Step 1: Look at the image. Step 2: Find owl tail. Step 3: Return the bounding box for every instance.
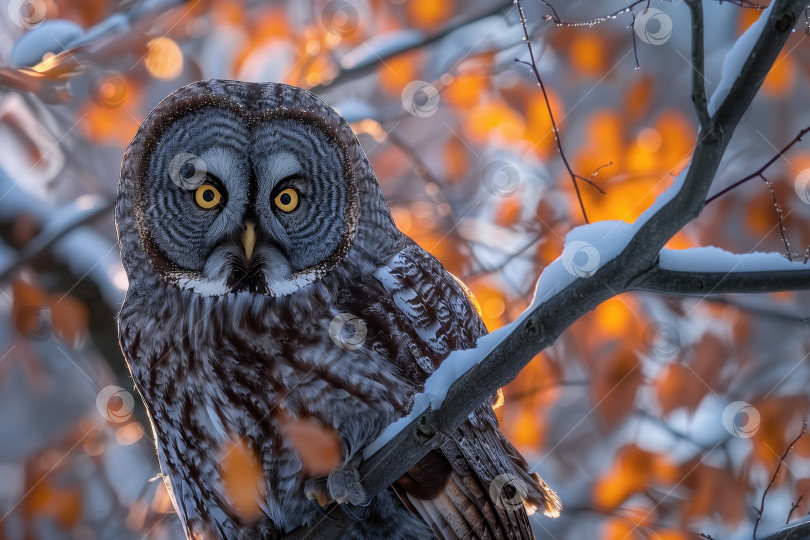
[392,405,561,540]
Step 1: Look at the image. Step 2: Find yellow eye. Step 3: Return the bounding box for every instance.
[274,187,299,212]
[194,184,222,209]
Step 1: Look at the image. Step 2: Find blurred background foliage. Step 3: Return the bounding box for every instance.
[0,0,809,539]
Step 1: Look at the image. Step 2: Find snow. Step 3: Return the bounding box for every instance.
[660,246,803,273]
[707,2,774,115]
[364,327,508,457]
[334,99,378,125]
[10,20,84,68]
[340,30,424,71]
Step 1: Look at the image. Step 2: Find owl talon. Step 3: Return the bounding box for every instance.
[308,498,338,519]
[327,464,367,506]
[304,478,332,508]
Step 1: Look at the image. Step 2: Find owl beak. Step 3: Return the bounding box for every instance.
[241,222,257,260]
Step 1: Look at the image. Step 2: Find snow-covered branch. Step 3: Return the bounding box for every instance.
[635,248,810,295]
[283,1,808,537]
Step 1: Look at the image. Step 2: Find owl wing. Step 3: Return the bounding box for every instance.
[373,240,561,540]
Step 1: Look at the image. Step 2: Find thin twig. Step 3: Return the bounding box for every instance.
[787,495,803,524]
[760,174,792,260]
[753,421,808,539]
[540,0,764,28]
[515,0,607,223]
[705,124,810,204]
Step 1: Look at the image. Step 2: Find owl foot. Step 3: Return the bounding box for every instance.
[308,497,338,520]
[327,463,367,506]
[304,477,332,507]
[305,471,371,521]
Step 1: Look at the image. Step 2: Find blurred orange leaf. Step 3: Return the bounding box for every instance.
[276,408,342,477]
[219,436,266,521]
[406,0,454,29]
[594,445,677,507]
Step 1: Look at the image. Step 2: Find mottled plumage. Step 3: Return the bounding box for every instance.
[116,80,560,539]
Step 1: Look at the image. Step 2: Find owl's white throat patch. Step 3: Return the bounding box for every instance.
[171,244,319,297]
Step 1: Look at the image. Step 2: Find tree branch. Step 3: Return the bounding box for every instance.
[515,0,607,224]
[685,0,712,132]
[281,1,807,537]
[705,123,810,204]
[753,422,808,539]
[759,518,810,540]
[310,1,513,94]
[635,265,810,295]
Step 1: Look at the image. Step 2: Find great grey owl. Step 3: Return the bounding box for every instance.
[116,79,560,539]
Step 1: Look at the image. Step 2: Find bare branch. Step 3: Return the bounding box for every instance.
[787,495,803,524]
[753,422,808,539]
[685,0,712,132]
[310,1,514,94]
[515,0,607,224]
[706,124,810,204]
[0,198,114,284]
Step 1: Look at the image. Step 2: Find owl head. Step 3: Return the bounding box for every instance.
[117,80,400,297]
